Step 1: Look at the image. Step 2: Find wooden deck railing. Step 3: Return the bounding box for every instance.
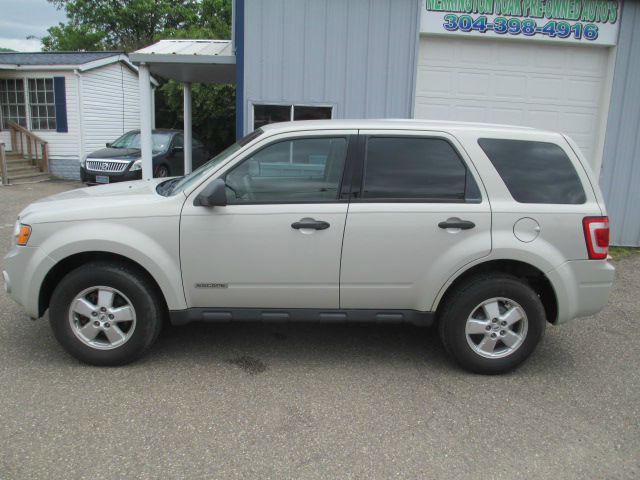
[7,121,49,174]
[0,141,7,186]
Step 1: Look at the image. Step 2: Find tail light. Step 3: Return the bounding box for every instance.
[583,216,609,260]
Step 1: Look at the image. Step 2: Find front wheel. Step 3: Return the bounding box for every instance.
[154,164,170,178]
[49,262,164,366]
[438,274,546,374]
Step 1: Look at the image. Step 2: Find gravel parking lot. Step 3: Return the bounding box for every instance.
[0,181,638,480]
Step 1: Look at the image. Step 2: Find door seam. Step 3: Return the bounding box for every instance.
[338,201,351,309]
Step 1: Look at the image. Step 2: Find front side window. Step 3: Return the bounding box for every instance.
[168,129,264,195]
[361,137,477,201]
[0,79,27,129]
[478,139,586,204]
[225,137,348,203]
[28,78,56,131]
[253,104,333,130]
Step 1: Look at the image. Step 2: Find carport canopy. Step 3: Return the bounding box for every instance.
[129,39,236,180]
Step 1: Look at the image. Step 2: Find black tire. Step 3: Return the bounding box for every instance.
[438,273,546,375]
[49,262,164,366]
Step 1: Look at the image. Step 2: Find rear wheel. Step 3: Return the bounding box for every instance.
[49,262,163,366]
[438,274,545,374]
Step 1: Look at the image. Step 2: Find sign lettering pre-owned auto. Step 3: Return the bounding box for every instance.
[421,0,621,45]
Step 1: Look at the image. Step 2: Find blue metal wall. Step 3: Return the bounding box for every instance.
[600,1,640,246]
[242,0,420,135]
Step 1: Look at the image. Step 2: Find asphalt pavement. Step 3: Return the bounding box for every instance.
[0,181,638,479]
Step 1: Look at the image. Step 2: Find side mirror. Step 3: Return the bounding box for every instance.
[193,178,227,207]
[106,142,112,148]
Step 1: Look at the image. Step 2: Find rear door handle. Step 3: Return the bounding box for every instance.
[438,219,476,230]
[291,218,330,230]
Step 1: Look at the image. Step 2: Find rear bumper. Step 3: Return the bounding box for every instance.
[80,165,142,184]
[547,259,615,324]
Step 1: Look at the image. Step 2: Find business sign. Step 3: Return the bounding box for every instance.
[421,0,621,45]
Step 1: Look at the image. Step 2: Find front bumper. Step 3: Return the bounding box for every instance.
[80,165,142,185]
[3,245,56,319]
[547,259,615,324]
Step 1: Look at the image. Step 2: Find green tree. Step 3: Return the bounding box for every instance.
[41,23,106,52]
[45,0,200,51]
[158,82,236,155]
[43,0,236,152]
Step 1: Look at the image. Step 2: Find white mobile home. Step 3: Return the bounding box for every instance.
[0,52,157,180]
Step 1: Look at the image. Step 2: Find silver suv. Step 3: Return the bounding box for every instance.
[2,120,615,374]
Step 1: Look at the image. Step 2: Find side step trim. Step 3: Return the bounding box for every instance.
[169,308,434,327]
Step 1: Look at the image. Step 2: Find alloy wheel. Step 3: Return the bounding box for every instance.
[465,297,528,359]
[68,286,137,350]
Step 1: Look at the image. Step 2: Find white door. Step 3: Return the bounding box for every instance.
[339,131,492,312]
[180,132,354,309]
[414,36,611,170]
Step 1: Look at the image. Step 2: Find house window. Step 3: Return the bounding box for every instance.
[253,104,332,130]
[28,78,57,131]
[0,79,27,129]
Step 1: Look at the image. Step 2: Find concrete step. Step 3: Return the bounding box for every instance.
[6,161,34,170]
[5,158,35,166]
[1,172,51,184]
[6,166,41,176]
[7,161,37,170]
[2,152,49,184]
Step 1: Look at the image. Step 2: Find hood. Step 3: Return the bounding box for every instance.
[86,147,141,160]
[18,178,185,225]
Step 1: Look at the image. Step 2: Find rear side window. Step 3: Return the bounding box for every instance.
[478,139,586,204]
[362,137,480,202]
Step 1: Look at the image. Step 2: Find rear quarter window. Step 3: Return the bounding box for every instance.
[478,139,586,204]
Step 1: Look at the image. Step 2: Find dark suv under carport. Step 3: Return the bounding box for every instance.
[80,129,210,184]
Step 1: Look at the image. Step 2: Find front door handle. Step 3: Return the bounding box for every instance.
[291,218,330,230]
[438,219,476,230]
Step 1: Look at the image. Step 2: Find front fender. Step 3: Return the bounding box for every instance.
[36,218,186,311]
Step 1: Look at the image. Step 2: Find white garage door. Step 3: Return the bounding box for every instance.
[414,36,612,170]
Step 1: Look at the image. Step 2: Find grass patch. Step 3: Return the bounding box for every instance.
[609,246,640,261]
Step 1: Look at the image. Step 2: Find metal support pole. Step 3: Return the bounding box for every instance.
[183,82,193,174]
[0,142,8,185]
[138,63,153,180]
[151,87,156,129]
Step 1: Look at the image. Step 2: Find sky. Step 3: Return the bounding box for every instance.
[0,0,67,51]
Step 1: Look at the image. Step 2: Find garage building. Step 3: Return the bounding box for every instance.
[233,0,638,246]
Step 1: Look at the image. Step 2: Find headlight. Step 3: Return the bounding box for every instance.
[14,222,32,246]
[130,159,142,171]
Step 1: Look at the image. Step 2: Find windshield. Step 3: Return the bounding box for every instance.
[111,131,174,153]
[168,129,264,195]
